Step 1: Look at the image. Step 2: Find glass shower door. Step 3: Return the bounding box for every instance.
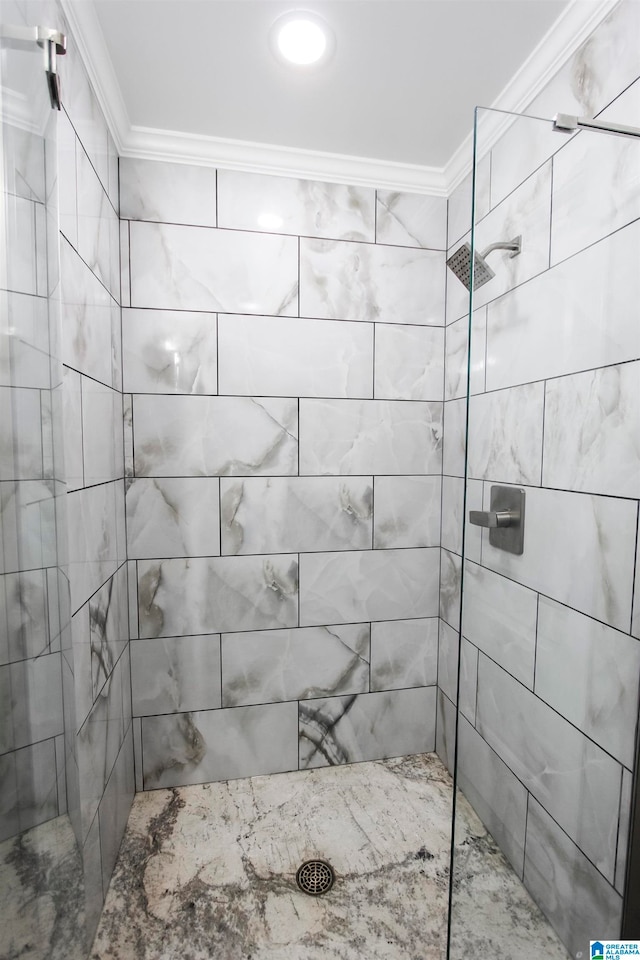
[447,102,640,957]
[0,9,85,958]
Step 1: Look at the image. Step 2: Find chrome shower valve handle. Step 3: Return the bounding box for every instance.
[468,509,518,528]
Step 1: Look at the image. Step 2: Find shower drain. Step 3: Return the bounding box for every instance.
[296,859,335,896]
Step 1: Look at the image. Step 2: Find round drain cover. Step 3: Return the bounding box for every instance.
[296,859,335,896]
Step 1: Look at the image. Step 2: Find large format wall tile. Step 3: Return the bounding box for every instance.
[138,555,299,638]
[299,238,445,325]
[221,623,370,706]
[457,716,528,877]
[0,387,45,481]
[67,483,121,613]
[535,597,640,768]
[220,477,372,555]
[141,701,299,789]
[81,379,122,486]
[370,618,438,692]
[129,221,298,315]
[61,239,115,389]
[217,171,375,241]
[373,324,444,401]
[462,561,538,688]
[122,309,218,394]
[485,219,640,391]
[131,635,221,716]
[299,399,441,475]
[551,79,640,266]
[126,478,220,559]
[133,395,298,477]
[299,548,440,626]
[120,159,217,226]
[372,476,441,548]
[482,485,636,632]
[523,798,622,956]
[299,687,437,768]
[472,162,553,312]
[1,480,57,576]
[442,398,467,478]
[543,361,640,498]
[1,292,50,390]
[217,314,373,399]
[437,620,477,722]
[376,191,447,250]
[476,654,621,880]
[445,309,486,400]
[76,146,119,301]
[468,382,544,485]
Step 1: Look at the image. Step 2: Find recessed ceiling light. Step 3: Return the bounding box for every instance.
[270,11,335,68]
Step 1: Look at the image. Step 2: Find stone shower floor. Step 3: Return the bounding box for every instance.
[91,754,569,960]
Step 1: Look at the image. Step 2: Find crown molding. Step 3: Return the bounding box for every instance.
[443,0,622,193]
[123,125,448,195]
[59,0,129,154]
[62,0,622,196]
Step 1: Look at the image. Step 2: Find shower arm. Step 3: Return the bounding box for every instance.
[480,236,522,260]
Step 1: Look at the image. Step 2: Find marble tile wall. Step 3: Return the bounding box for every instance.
[0,60,68,851]
[440,6,640,953]
[56,22,133,948]
[121,161,448,790]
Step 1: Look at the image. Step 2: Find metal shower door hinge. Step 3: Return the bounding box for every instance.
[469,485,525,555]
[0,24,67,110]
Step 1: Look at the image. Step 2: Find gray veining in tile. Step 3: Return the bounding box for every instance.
[373,476,441,549]
[218,171,375,241]
[217,314,373,399]
[133,395,298,477]
[129,221,298,315]
[222,623,370,706]
[131,634,221,716]
[122,309,218,394]
[141,701,299,789]
[299,687,437,768]
[300,238,445,326]
[482,484,636,632]
[300,548,440,626]
[468,382,544,485]
[138,554,299,638]
[120,158,217,226]
[299,398,442,476]
[462,560,537,688]
[535,596,640,767]
[220,477,372,555]
[523,797,622,957]
[543,361,640,498]
[370,618,438,692]
[376,191,447,250]
[476,654,621,880]
[126,478,220,559]
[373,324,444,401]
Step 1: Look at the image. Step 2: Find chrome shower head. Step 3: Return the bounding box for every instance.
[446,235,522,291]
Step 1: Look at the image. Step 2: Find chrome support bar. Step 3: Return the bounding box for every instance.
[553,113,640,140]
[0,24,66,54]
[0,23,66,110]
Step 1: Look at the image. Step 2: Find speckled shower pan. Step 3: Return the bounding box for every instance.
[89,754,569,960]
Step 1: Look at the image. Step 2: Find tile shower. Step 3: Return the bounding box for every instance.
[119,161,446,789]
[1,0,639,957]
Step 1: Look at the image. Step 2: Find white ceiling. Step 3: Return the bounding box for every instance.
[92,0,568,167]
[62,0,616,190]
